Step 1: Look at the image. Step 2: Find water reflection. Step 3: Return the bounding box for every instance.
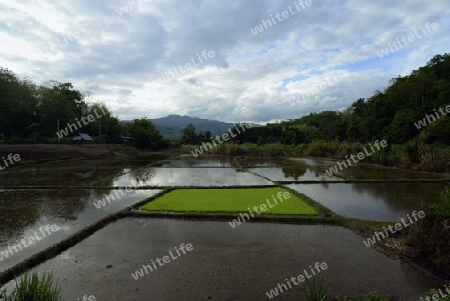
[250,167,339,181]
[237,157,293,167]
[336,165,447,180]
[290,158,447,180]
[289,157,338,167]
[109,167,273,187]
[0,189,161,272]
[156,156,235,168]
[0,156,169,187]
[287,182,448,221]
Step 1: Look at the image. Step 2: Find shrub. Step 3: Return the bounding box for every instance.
[1,270,62,301]
[302,276,328,301]
[404,187,450,275]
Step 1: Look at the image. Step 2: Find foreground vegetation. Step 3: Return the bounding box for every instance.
[302,276,450,301]
[1,271,62,301]
[403,186,450,276]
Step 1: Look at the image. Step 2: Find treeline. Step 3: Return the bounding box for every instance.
[236,53,450,146]
[0,67,121,142]
[2,53,449,155]
[0,68,167,150]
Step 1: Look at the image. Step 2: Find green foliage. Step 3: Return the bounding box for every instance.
[1,270,62,301]
[425,288,450,301]
[387,109,417,143]
[238,53,450,149]
[180,123,199,144]
[404,186,450,273]
[129,118,164,150]
[0,68,123,141]
[302,276,328,301]
[2,52,450,153]
[211,142,244,156]
[429,186,450,216]
[281,127,307,145]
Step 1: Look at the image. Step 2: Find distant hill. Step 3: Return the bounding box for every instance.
[121,115,247,139]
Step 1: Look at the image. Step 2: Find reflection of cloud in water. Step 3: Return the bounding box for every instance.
[113,168,273,187]
[159,157,234,168]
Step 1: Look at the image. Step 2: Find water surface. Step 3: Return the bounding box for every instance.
[0,156,168,187]
[250,167,340,181]
[109,167,273,187]
[156,156,235,168]
[0,189,161,272]
[14,219,438,300]
[287,182,448,221]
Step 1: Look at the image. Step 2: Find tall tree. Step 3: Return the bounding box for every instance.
[129,118,163,150]
[180,123,198,144]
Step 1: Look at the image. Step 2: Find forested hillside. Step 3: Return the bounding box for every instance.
[234,54,450,146]
[1,53,449,169]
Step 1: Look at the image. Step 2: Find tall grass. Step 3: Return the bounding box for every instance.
[301,276,400,300]
[184,139,450,172]
[404,186,450,275]
[302,276,328,300]
[1,270,62,301]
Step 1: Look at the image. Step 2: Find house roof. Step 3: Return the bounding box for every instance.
[73,133,94,141]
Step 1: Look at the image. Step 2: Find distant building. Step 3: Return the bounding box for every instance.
[113,136,134,144]
[73,133,94,144]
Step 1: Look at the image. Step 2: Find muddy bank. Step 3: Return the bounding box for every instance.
[0,144,110,162]
[0,144,171,165]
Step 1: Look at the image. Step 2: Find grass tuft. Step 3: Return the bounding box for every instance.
[1,270,62,301]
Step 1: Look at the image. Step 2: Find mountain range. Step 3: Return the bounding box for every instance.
[121,114,250,139]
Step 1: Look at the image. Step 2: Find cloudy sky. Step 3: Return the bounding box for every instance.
[1,0,449,124]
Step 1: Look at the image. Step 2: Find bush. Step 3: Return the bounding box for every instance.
[1,270,62,301]
[303,276,328,301]
[404,187,450,275]
[424,288,450,301]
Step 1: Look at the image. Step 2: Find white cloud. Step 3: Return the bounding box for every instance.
[0,0,448,123]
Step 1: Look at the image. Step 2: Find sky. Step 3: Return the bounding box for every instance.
[1,0,449,124]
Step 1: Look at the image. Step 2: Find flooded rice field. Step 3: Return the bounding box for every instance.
[0,189,161,271]
[109,167,273,187]
[10,219,437,300]
[287,182,447,221]
[0,154,448,300]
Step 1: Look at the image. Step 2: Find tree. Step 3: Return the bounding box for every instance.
[387,109,416,143]
[180,123,198,144]
[204,131,212,142]
[129,118,163,150]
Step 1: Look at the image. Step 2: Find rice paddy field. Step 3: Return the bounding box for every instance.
[140,188,317,215]
[1,154,448,300]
